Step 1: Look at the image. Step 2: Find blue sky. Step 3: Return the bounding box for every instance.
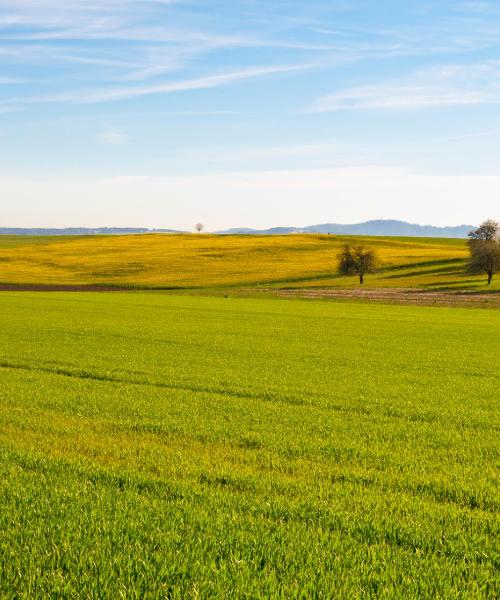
[1,0,499,229]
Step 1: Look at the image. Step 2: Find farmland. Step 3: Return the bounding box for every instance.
[0,292,498,598]
[2,232,496,291]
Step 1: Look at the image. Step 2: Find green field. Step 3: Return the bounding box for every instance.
[1,292,498,598]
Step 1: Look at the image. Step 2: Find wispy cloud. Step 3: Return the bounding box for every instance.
[309,61,500,112]
[456,1,495,13]
[0,106,21,114]
[13,62,317,105]
[2,0,500,109]
[171,142,366,168]
[0,77,30,84]
[97,129,131,144]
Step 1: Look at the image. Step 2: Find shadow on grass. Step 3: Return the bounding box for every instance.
[384,266,464,280]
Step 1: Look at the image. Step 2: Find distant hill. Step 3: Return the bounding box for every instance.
[219,220,474,238]
[0,227,182,235]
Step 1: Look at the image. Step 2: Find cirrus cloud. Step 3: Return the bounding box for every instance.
[309,61,500,112]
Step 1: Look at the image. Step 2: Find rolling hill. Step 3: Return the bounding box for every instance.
[0,232,494,292]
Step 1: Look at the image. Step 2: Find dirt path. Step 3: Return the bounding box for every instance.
[1,283,498,308]
[0,284,129,292]
[276,287,500,308]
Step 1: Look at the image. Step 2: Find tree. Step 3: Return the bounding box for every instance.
[195,223,204,233]
[468,219,499,241]
[467,219,500,285]
[468,239,500,285]
[337,244,378,284]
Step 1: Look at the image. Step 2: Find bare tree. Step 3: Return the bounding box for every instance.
[195,222,204,233]
[338,244,378,284]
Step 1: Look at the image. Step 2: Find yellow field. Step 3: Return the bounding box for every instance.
[0,233,495,290]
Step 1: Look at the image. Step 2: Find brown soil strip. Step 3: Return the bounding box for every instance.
[1,283,498,308]
[276,287,500,308]
[0,284,130,292]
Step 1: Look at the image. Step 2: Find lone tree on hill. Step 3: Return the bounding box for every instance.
[467,219,500,285]
[195,222,204,233]
[338,244,378,285]
[468,219,498,241]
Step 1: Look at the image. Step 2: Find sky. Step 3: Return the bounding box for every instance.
[1,0,499,230]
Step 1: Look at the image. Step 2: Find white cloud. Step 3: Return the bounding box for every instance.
[170,142,366,167]
[0,106,20,114]
[0,77,29,84]
[13,62,317,105]
[97,129,131,144]
[309,61,500,112]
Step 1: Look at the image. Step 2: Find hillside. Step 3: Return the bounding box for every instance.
[1,232,495,292]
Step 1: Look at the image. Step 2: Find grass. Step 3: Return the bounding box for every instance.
[2,232,496,291]
[0,292,498,598]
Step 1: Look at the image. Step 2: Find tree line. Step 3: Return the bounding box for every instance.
[337,219,500,285]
